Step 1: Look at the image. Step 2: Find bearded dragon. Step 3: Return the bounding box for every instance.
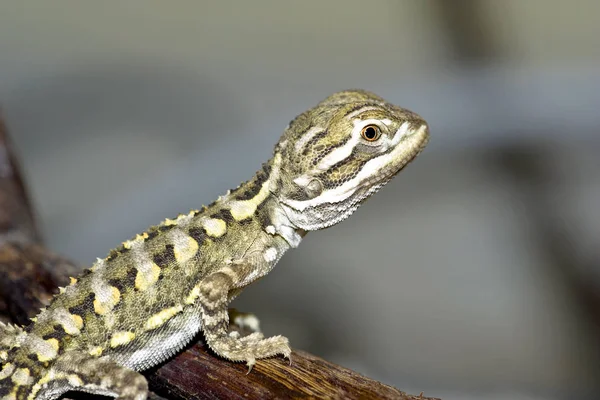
[0,89,429,400]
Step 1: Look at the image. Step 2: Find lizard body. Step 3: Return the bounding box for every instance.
[0,90,429,400]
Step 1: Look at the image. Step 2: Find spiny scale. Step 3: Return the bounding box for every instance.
[0,89,429,400]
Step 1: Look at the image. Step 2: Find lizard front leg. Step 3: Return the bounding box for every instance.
[195,262,290,371]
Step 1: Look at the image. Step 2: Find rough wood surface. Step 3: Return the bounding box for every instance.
[0,114,438,400]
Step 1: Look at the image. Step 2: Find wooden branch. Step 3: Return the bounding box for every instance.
[0,114,438,400]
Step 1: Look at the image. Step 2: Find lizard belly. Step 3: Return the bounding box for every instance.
[109,305,202,371]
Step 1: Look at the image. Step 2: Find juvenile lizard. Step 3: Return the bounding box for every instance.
[0,89,429,400]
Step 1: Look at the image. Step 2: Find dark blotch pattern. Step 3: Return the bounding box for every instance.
[188,227,207,245]
[258,212,273,230]
[0,384,10,397]
[42,324,67,341]
[4,347,18,361]
[158,224,175,233]
[24,323,34,334]
[146,229,160,241]
[153,244,176,268]
[210,209,234,223]
[237,216,253,225]
[68,293,95,317]
[80,268,93,278]
[105,248,120,262]
[16,385,30,399]
[234,163,271,201]
[108,277,127,293]
[125,267,137,290]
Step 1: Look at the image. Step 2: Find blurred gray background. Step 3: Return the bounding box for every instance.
[1,1,600,399]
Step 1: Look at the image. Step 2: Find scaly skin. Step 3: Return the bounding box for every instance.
[0,89,429,400]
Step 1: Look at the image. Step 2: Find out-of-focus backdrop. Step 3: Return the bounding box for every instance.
[1,1,599,399]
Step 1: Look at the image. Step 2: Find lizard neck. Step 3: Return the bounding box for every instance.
[259,195,306,249]
[214,152,305,249]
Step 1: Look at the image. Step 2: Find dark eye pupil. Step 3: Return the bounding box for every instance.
[364,127,377,139]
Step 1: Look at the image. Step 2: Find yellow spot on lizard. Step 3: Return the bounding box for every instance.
[36,338,59,362]
[136,232,149,241]
[174,236,199,263]
[184,285,201,305]
[203,218,227,237]
[110,331,136,348]
[71,314,83,329]
[89,346,103,357]
[46,338,59,351]
[11,368,32,385]
[67,374,84,387]
[0,363,15,379]
[145,305,183,330]
[164,218,177,226]
[60,318,81,335]
[135,263,161,291]
[229,153,280,220]
[93,286,121,315]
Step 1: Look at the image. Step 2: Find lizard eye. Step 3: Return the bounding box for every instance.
[361,125,381,142]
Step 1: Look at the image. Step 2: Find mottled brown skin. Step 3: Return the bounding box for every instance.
[0,90,429,400]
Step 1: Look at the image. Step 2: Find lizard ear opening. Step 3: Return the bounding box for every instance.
[291,175,324,200]
[304,179,323,199]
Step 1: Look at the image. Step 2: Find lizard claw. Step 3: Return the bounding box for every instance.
[246,358,256,374]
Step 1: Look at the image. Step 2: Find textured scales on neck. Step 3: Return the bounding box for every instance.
[0,89,429,400]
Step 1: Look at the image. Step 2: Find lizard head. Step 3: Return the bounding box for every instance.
[273,89,429,231]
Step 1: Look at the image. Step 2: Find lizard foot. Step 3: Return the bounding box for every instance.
[206,331,291,371]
